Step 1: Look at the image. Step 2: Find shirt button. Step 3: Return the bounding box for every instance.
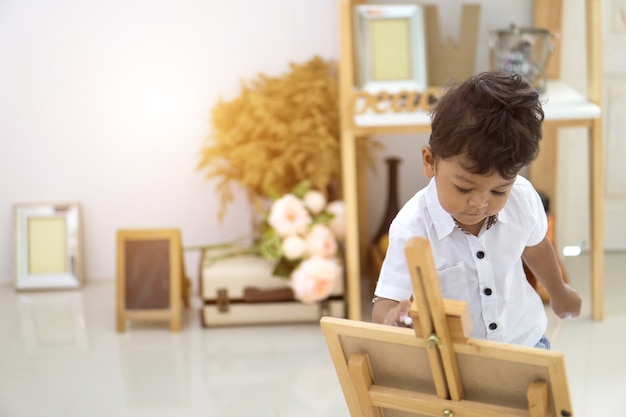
[483,288,492,296]
[489,322,498,330]
[476,251,485,259]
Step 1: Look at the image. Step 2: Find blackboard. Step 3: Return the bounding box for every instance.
[116,229,185,332]
[124,239,170,309]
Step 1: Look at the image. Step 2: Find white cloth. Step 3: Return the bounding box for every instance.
[374,175,548,346]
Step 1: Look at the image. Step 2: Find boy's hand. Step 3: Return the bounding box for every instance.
[549,283,582,319]
[382,299,413,327]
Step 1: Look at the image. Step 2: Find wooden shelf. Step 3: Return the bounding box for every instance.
[352,80,600,130]
[541,81,601,121]
[338,0,604,322]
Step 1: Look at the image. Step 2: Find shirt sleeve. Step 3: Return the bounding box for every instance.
[522,180,549,247]
[374,222,415,301]
[374,198,430,302]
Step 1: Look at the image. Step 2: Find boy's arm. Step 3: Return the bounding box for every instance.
[372,297,412,326]
[522,236,582,318]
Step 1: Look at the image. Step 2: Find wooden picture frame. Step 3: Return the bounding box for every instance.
[116,229,188,332]
[14,202,84,291]
[354,4,428,93]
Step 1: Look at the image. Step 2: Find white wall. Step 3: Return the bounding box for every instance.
[556,0,591,252]
[0,0,534,285]
[0,0,340,284]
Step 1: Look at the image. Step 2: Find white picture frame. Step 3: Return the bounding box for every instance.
[354,4,428,93]
[14,202,84,291]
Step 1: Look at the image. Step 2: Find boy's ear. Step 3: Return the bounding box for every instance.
[422,146,435,178]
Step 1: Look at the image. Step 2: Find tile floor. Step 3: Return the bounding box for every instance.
[0,252,624,417]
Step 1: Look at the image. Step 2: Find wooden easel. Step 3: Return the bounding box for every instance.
[321,236,574,417]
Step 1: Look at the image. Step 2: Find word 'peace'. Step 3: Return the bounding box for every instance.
[353,88,442,114]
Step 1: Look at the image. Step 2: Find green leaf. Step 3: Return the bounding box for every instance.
[272,256,300,279]
[258,231,282,260]
[312,211,333,225]
[291,180,311,199]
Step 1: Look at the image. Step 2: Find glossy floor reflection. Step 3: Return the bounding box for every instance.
[0,286,348,417]
[0,252,624,416]
[549,252,626,417]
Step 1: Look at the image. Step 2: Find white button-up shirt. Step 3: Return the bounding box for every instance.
[374,175,548,347]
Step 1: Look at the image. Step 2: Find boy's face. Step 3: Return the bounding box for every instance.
[422,146,516,234]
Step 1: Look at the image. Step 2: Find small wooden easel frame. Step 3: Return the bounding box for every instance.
[321,236,574,417]
[116,229,189,332]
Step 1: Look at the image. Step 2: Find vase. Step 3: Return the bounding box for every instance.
[370,157,401,284]
[373,157,402,244]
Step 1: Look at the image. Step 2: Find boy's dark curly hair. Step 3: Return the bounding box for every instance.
[428,72,545,179]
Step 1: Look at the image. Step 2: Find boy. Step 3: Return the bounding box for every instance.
[372,72,581,348]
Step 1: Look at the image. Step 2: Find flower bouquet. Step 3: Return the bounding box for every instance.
[257,181,345,304]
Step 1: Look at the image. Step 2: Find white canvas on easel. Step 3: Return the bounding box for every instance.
[321,236,573,417]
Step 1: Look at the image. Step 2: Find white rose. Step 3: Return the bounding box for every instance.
[305,224,338,258]
[303,190,327,215]
[282,235,307,260]
[290,256,340,303]
[268,194,311,237]
[326,200,345,239]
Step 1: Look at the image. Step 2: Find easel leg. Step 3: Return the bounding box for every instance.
[527,381,550,417]
[348,353,383,417]
[170,314,181,332]
[182,276,191,308]
[117,313,125,333]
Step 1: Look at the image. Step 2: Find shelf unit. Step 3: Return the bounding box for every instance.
[338,0,604,321]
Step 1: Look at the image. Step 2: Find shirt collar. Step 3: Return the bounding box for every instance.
[425,177,506,239]
[425,178,456,240]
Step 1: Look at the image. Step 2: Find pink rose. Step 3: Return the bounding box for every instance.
[305,224,338,258]
[268,194,311,236]
[303,190,327,215]
[326,200,345,239]
[290,256,340,303]
[282,235,307,260]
